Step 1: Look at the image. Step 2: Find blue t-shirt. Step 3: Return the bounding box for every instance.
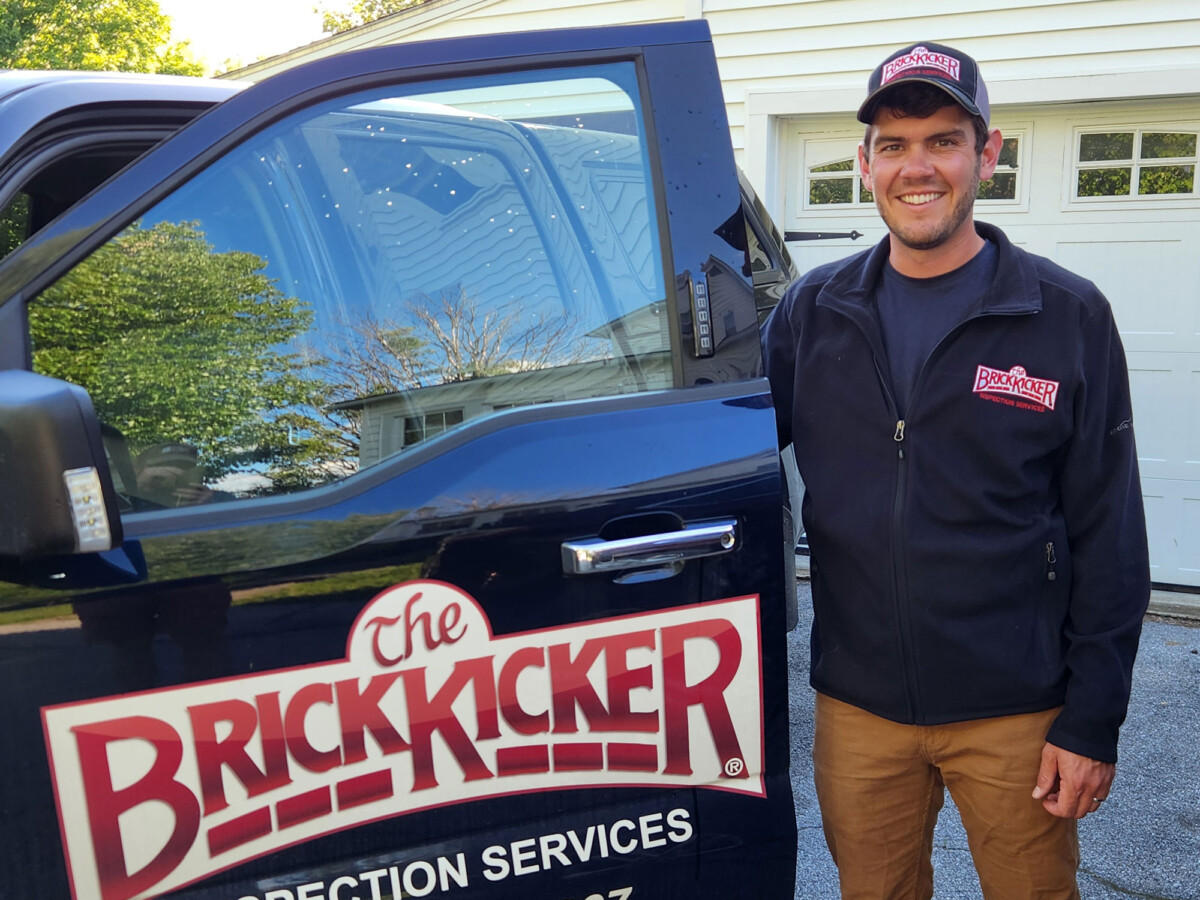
[874,240,998,417]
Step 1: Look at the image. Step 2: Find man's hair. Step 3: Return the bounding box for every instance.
[862,82,989,157]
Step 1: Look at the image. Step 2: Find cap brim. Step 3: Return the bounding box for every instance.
[857,77,982,124]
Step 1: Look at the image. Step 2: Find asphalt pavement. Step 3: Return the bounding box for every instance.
[787,579,1200,899]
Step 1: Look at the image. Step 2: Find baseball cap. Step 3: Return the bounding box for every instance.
[857,42,990,126]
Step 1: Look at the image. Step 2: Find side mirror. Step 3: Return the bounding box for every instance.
[0,370,123,557]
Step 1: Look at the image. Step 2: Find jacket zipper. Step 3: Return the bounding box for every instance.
[891,416,919,720]
[1045,541,1057,581]
[866,350,920,722]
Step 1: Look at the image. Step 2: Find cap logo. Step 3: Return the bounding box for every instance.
[881,46,961,85]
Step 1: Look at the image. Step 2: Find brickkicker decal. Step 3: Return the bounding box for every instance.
[42,582,765,900]
[973,364,1060,411]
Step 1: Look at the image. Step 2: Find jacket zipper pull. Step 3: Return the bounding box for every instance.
[1045,541,1057,581]
[894,420,906,459]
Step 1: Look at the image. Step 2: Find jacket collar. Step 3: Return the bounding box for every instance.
[815,221,1042,317]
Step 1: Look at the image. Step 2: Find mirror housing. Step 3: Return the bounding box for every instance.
[0,370,123,557]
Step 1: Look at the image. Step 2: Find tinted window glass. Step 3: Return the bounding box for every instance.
[0,193,30,259]
[29,63,670,509]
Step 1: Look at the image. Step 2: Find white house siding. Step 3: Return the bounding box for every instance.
[235,0,687,82]
[425,0,682,35]
[234,1,1200,585]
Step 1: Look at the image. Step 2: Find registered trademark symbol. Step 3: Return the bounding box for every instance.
[724,757,745,777]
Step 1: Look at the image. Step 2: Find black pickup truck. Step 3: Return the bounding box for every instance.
[0,21,799,900]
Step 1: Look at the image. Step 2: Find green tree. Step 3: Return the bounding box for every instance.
[315,0,421,35]
[0,195,30,259]
[0,0,203,74]
[29,221,347,489]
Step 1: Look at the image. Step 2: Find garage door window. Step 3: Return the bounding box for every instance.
[976,136,1021,201]
[803,140,872,207]
[807,159,872,206]
[1074,127,1198,199]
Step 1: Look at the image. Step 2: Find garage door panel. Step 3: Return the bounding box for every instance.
[1182,492,1200,580]
[1125,352,1200,586]
[1126,362,1172,464]
[1141,480,1200,585]
[786,237,880,278]
[1054,239,1192,338]
[1125,352,1200,474]
[1140,487,1170,582]
[1190,366,1200,467]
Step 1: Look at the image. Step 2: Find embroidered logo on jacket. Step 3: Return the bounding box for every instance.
[42,581,764,900]
[973,365,1060,411]
[881,46,962,85]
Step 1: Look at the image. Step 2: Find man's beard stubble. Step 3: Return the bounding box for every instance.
[879,159,982,252]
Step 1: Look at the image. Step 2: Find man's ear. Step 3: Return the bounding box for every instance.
[858,143,872,193]
[980,128,1004,181]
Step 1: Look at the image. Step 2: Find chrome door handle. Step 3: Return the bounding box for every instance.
[561,518,738,575]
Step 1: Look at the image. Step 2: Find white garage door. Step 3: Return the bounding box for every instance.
[782,98,1200,586]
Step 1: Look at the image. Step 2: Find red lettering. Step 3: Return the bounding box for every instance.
[255,692,292,800]
[440,602,466,645]
[661,619,745,776]
[403,658,497,790]
[285,683,342,773]
[498,646,550,735]
[73,716,200,900]
[366,592,468,665]
[334,672,409,765]
[404,592,438,659]
[366,613,407,665]
[548,639,609,733]
[603,630,658,732]
[189,695,290,815]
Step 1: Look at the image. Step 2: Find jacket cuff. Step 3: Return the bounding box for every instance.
[1045,717,1118,764]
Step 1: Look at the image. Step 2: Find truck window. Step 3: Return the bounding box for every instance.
[26,62,670,509]
[0,143,163,262]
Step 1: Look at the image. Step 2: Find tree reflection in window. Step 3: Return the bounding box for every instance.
[1076,128,1197,198]
[978,137,1020,201]
[1080,132,1135,162]
[807,157,873,206]
[0,193,30,260]
[29,220,337,501]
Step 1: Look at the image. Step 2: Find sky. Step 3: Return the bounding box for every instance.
[157,0,328,74]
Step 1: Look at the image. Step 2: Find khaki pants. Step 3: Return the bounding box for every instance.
[813,693,1080,900]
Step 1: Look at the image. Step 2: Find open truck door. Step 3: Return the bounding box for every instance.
[0,22,796,900]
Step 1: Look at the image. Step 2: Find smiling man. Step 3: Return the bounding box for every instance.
[762,42,1151,899]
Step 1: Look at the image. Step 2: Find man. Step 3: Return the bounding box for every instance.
[761,42,1150,899]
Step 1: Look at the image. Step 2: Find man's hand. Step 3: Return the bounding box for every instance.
[1032,742,1115,818]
